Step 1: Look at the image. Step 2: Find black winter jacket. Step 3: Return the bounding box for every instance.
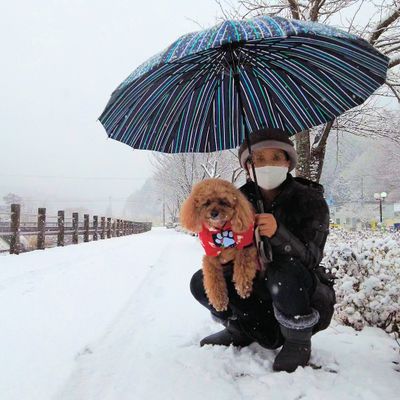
[239,172,330,271]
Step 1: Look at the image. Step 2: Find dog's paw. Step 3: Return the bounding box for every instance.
[232,269,254,299]
[214,230,235,247]
[213,303,229,312]
[208,294,229,312]
[235,283,253,299]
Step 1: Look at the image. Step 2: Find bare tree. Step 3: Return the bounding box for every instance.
[150,150,244,223]
[215,0,400,182]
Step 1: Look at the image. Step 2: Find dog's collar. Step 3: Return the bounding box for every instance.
[202,220,229,233]
[198,221,254,257]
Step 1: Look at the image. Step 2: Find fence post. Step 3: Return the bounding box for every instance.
[84,214,89,242]
[122,220,126,236]
[101,217,105,239]
[58,210,64,246]
[10,204,21,255]
[93,216,98,241]
[72,212,79,244]
[107,217,111,238]
[112,220,116,237]
[37,208,46,250]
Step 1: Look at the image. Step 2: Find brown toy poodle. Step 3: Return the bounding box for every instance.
[180,178,259,312]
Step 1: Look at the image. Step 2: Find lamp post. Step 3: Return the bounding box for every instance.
[374,191,387,223]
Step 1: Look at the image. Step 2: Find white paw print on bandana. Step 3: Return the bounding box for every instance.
[213,230,236,248]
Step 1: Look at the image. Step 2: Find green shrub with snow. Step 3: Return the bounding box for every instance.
[323,229,400,334]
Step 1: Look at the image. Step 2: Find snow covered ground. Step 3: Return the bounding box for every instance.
[0,227,399,400]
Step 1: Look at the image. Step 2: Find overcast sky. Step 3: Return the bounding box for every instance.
[1,0,396,217]
[0,0,221,216]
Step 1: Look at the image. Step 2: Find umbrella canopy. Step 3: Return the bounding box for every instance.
[99,15,389,154]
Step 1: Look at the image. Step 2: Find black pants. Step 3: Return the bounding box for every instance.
[190,257,335,349]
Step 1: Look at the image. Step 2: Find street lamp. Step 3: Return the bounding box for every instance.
[374,191,387,223]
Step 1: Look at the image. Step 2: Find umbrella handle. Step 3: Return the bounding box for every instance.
[254,226,273,278]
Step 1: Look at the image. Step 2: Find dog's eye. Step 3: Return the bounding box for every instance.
[218,200,230,207]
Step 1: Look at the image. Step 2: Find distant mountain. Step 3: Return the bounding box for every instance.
[123,179,161,223]
[321,133,400,204]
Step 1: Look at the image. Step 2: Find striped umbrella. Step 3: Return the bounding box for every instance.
[99,15,389,154]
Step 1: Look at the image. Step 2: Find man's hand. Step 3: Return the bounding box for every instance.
[255,213,278,238]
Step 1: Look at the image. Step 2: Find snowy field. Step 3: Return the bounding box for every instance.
[0,227,399,400]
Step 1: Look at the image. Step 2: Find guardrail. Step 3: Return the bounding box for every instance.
[0,204,152,255]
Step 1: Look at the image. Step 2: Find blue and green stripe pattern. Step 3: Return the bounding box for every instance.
[99,15,389,153]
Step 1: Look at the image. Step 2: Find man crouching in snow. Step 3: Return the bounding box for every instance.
[190,128,336,373]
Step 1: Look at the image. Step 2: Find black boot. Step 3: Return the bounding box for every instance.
[272,325,312,372]
[200,318,254,347]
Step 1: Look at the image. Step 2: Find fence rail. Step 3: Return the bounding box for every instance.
[0,204,152,255]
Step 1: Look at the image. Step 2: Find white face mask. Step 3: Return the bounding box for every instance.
[249,165,289,190]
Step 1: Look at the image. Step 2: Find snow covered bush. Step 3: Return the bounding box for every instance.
[323,229,400,335]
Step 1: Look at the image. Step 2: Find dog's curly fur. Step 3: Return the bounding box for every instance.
[180,178,259,312]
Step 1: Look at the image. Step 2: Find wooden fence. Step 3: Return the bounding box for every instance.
[0,204,152,255]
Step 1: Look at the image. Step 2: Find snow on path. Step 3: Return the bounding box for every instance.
[0,228,182,399]
[1,228,399,400]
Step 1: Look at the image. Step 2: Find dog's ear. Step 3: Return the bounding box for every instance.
[179,195,202,233]
[231,191,255,233]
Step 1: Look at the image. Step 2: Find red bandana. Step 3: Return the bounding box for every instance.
[198,221,255,257]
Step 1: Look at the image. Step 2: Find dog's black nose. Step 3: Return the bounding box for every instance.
[210,210,219,219]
